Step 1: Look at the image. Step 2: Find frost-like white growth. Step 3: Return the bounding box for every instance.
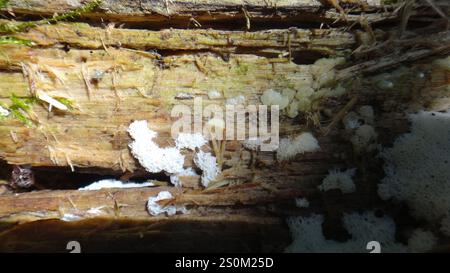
[342,212,394,243]
[194,150,220,187]
[351,124,378,151]
[175,133,207,150]
[277,132,320,161]
[260,89,289,110]
[62,207,106,221]
[169,174,179,187]
[407,229,438,253]
[0,105,10,117]
[295,198,310,208]
[79,179,154,190]
[208,90,222,99]
[378,110,450,222]
[147,191,187,216]
[285,211,405,253]
[318,168,356,194]
[285,214,335,253]
[169,167,197,187]
[341,211,406,252]
[358,105,374,124]
[61,214,83,222]
[128,120,157,140]
[128,120,185,174]
[226,95,246,105]
[86,206,106,215]
[154,147,185,173]
[343,111,361,130]
[175,92,194,100]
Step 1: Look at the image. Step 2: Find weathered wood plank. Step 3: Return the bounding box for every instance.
[0,217,290,252]
[9,22,355,57]
[0,41,320,171]
[2,0,397,27]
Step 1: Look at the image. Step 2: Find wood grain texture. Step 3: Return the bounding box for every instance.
[2,0,396,27]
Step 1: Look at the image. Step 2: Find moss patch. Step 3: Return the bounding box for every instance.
[0,0,102,34]
[1,94,37,126]
[0,36,34,46]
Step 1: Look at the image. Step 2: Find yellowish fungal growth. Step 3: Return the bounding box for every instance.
[261,89,290,110]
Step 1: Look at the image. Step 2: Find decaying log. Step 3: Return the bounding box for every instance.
[0,171,314,252]
[0,217,290,252]
[10,22,355,57]
[2,0,397,27]
[0,183,305,223]
[0,183,292,252]
[0,26,354,173]
[0,25,447,172]
[3,0,448,29]
[337,30,450,80]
